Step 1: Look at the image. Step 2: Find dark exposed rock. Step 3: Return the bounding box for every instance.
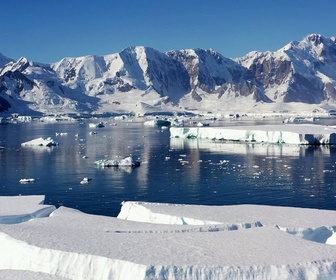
[0,96,11,112]
[191,90,202,102]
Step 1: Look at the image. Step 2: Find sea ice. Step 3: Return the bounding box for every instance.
[0,196,336,279]
[0,196,55,224]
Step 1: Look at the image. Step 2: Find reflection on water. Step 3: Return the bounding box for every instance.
[170,138,333,156]
[0,120,336,217]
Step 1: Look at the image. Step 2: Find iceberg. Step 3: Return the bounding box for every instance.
[19,178,36,184]
[94,156,140,168]
[170,124,336,145]
[89,122,105,128]
[0,196,336,279]
[143,119,171,127]
[21,137,58,147]
[80,177,92,184]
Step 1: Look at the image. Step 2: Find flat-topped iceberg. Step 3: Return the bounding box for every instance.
[21,137,58,147]
[0,196,336,279]
[170,124,336,145]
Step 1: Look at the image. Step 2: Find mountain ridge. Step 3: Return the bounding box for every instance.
[1,34,336,115]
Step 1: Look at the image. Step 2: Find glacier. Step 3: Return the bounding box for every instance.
[0,195,336,279]
[170,124,336,145]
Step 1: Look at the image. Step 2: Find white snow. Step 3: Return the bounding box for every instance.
[0,196,336,279]
[21,137,58,147]
[170,124,336,145]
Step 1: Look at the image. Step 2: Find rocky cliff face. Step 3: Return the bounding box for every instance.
[0,34,336,115]
[237,34,336,105]
[167,48,270,104]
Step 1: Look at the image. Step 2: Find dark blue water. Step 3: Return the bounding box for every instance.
[0,119,336,217]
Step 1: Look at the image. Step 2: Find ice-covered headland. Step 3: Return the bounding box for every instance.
[1,196,336,280]
[170,124,336,145]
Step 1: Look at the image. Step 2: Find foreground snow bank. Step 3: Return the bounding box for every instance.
[170,124,336,145]
[1,196,336,279]
[0,196,55,224]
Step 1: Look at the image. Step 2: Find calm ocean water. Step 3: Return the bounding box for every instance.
[0,118,336,217]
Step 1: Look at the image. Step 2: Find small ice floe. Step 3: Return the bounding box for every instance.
[21,137,58,147]
[19,178,36,184]
[82,156,88,159]
[55,132,68,136]
[144,119,171,127]
[89,131,97,135]
[114,115,128,120]
[94,156,140,168]
[196,122,209,127]
[89,122,105,128]
[80,177,92,184]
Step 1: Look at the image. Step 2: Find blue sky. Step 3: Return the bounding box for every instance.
[2,0,336,63]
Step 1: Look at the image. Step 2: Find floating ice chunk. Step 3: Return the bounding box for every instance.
[21,137,58,147]
[19,178,36,184]
[197,122,209,127]
[80,178,91,184]
[144,119,171,127]
[88,122,104,128]
[17,116,32,122]
[94,156,140,168]
[114,115,128,120]
[169,118,184,127]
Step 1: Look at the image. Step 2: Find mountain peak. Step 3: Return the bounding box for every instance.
[306,34,324,45]
[2,35,336,115]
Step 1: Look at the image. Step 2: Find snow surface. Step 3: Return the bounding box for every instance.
[0,196,336,279]
[170,124,336,145]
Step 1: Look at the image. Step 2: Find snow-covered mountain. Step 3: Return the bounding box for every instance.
[1,34,336,115]
[237,34,336,106]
